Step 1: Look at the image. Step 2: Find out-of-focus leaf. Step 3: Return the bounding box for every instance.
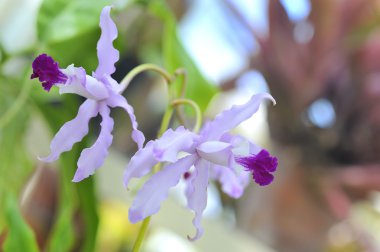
[0,113,32,224]
[149,1,218,111]
[37,0,108,43]
[45,155,76,251]
[34,95,98,252]
[3,193,39,252]
[0,72,34,233]
[36,0,112,72]
[76,177,99,252]
[45,182,75,252]
[43,31,100,72]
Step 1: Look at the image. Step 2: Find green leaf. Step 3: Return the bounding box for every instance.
[3,193,39,252]
[37,0,109,44]
[36,0,113,71]
[76,177,99,252]
[0,73,34,231]
[149,1,218,111]
[44,30,100,72]
[34,95,98,252]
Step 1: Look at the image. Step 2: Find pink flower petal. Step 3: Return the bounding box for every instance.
[200,93,275,141]
[123,141,158,187]
[186,159,209,241]
[39,99,98,162]
[94,6,119,79]
[106,94,145,149]
[72,103,114,182]
[59,68,109,100]
[128,154,197,223]
[153,126,198,162]
[210,164,248,199]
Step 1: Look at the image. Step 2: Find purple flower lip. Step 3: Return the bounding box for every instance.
[235,149,278,186]
[31,53,68,91]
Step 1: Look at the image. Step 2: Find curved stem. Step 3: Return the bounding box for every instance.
[173,68,187,98]
[157,106,174,137]
[171,98,202,133]
[131,95,176,251]
[118,64,173,94]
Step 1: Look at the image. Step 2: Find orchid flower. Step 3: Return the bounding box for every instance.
[31,6,145,182]
[124,93,277,240]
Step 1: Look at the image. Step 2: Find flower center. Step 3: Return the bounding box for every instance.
[31,54,68,91]
[235,149,278,186]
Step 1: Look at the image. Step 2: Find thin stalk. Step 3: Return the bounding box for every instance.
[118,64,173,94]
[171,98,202,133]
[157,106,174,137]
[130,80,176,252]
[173,68,187,98]
[130,108,170,251]
[132,216,151,252]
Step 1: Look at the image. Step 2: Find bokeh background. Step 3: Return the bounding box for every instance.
[1,0,380,251]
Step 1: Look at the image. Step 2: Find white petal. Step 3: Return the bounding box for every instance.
[196,141,232,166]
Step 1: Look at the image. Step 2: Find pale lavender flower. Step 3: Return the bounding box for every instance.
[31,6,145,182]
[124,93,277,240]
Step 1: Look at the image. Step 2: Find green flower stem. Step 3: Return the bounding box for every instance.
[130,67,178,252]
[131,98,202,252]
[132,216,151,252]
[118,64,173,93]
[131,108,171,252]
[131,100,173,251]
[171,98,202,133]
[173,68,187,98]
[157,105,174,137]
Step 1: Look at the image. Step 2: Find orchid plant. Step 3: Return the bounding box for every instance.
[31,5,278,251]
[31,6,144,182]
[125,93,277,241]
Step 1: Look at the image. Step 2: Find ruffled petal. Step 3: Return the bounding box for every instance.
[123,141,158,187]
[210,164,248,199]
[72,103,114,182]
[200,93,275,141]
[106,94,145,149]
[235,149,278,186]
[40,99,98,162]
[153,126,198,162]
[186,158,209,241]
[94,6,119,79]
[128,154,197,223]
[31,54,67,91]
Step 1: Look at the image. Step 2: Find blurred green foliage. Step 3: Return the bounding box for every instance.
[150,0,218,110]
